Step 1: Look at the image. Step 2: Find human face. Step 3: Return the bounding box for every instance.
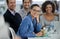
[23,0,31,9]
[30,6,41,18]
[7,0,16,11]
[45,4,52,14]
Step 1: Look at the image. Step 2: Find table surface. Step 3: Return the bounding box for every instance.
[28,21,60,39]
[28,32,60,39]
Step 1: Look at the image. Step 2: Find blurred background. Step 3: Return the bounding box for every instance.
[0,0,60,15]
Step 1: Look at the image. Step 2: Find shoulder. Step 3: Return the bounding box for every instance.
[15,12,21,16]
[23,16,31,21]
[3,10,9,17]
[40,14,44,19]
[53,13,59,20]
[22,16,31,24]
[19,9,23,13]
[4,9,11,15]
[18,9,24,17]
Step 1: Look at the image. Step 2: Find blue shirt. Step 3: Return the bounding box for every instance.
[17,14,42,39]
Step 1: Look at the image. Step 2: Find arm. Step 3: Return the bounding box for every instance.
[17,18,36,38]
[34,13,42,33]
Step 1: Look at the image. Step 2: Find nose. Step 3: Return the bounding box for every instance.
[12,2,16,5]
[26,2,30,5]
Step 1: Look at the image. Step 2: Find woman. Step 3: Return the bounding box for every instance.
[17,4,43,39]
[40,1,59,33]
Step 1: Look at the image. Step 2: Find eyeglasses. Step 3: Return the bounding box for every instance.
[32,9,41,12]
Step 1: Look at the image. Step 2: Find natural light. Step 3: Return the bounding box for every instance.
[16,0,46,2]
[16,0,46,4]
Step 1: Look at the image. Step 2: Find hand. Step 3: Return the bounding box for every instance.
[36,32,43,36]
[35,13,40,23]
[14,35,21,39]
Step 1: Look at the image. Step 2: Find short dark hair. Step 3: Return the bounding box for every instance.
[22,0,32,4]
[6,0,9,4]
[42,1,55,13]
[30,4,40,9]
[27,4,40,15]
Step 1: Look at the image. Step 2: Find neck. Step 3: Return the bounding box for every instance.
[24,8,29,12]
[46,12,53,16]
[9,9,14,11]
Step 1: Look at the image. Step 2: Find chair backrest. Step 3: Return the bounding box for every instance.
[9,27,16,39]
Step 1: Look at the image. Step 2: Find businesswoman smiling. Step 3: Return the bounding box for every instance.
[40,1,59,32]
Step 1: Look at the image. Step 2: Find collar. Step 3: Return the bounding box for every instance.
[28,14,37,23]
[8,9,16,15]
[28,14,34,21]
[22,8,29,14]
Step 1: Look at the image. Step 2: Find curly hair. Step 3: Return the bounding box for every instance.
[42,1,55,13]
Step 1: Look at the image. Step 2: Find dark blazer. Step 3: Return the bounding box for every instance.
[3,9,22,33]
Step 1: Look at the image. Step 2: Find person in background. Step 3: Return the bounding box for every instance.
[3,0,22,33]
[17,4,43,39]
[19,0,32,19]
[40,1,59,33]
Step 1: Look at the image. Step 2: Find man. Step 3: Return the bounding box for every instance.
[0,15,21,39]
[17,4,43,39]
[19,0,32,19]
[3,0,22,33]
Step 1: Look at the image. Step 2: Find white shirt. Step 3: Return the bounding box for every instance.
[9,9,16,16]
